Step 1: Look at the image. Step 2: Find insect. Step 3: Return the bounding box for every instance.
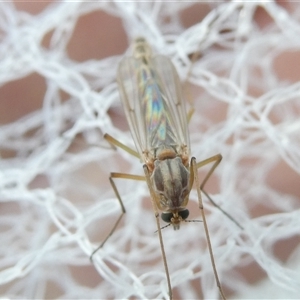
[91,37,227,299]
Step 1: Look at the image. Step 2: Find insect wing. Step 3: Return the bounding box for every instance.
[151,55,190,152]
[117,54,190,160]
[117,57,148,159]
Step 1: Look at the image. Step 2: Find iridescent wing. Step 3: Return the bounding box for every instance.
[117,53,190,161]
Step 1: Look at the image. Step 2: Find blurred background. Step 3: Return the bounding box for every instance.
[0,1,300,299]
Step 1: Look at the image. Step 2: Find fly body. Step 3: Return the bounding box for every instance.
[92,37,229,300]
[118,38,191,231]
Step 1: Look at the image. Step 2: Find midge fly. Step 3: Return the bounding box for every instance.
[91,37,227,299]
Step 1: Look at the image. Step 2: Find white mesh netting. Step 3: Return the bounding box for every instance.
[0,1,300,299]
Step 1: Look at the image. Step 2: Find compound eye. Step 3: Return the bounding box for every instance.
[178,209,189,220]
[161,212,173,223]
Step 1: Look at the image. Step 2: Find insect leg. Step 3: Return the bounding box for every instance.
[196,154,243,230]
[90,172,145,261]
[104,133,140,158]
[191,157,226,300]
[143,164,173,300]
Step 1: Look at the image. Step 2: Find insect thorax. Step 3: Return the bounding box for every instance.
[151,155,190,211]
